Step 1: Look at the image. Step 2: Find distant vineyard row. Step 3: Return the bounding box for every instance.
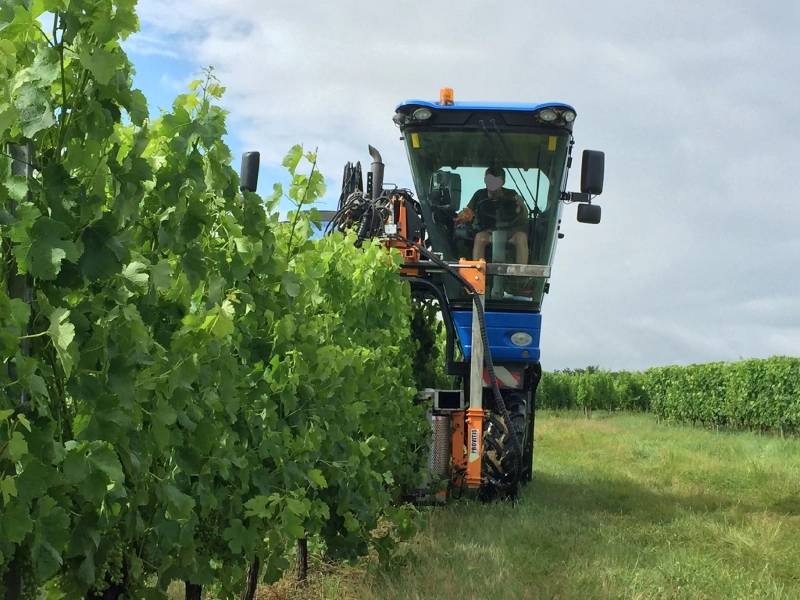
[538,357,800,434]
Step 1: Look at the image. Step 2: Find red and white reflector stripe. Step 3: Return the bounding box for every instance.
[482,366,522,388]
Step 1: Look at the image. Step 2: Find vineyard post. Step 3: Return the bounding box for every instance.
[2,144,35,600]
[4,143,34,408]
[295,539,308,582]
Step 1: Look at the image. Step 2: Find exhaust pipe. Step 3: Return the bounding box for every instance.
[369,145,384,200]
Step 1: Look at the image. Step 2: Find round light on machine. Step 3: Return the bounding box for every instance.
[563,110,576,123]
[413,107,433,120]
[511,332,533,347]
[538,108,558,122]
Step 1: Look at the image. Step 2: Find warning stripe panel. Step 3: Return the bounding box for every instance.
[482,366,522,388]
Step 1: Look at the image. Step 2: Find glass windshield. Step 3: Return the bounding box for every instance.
[402,128,570,308]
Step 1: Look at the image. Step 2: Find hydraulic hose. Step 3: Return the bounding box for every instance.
[394,236,523,490]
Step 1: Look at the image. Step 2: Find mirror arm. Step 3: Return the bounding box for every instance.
[560,192,592,203]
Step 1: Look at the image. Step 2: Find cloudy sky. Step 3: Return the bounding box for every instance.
[121,0,800,372]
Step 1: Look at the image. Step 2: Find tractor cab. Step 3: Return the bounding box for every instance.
[394,89,603,313]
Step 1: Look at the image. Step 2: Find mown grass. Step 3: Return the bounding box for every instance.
[264,411,800,600]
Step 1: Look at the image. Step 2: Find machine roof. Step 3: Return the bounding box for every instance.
[395,99,576,113]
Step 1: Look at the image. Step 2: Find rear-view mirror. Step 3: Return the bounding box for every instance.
[577,203,601,224]
[580,150,605,195]
[240,151,260,192]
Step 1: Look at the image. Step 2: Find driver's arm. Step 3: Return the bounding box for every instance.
[454,191,480,224]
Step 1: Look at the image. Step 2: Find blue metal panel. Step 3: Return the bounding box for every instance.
[452,311,542,363]
[396,100,576,114]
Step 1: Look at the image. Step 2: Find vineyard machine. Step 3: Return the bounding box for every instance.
[240,88,605,501]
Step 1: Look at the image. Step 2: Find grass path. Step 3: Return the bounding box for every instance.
[264,412,800,599]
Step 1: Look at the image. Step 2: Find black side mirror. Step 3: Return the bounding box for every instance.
[240,151,260,192]
[580,150,605,195]
[577,203,601,224]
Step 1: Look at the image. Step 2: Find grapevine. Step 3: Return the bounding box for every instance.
[538,357,800,435]
[0,0,428,597]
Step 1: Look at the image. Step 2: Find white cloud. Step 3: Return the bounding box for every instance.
[129,0,800,370]
[123,33,183,59]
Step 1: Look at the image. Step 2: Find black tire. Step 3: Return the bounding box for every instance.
[480,392,527,501]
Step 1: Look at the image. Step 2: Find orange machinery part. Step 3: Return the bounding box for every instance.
[450,411,466,489]
[457,259,486,295]
[378,197,489,491]
[383,195,420,276]
[464,407,485,488]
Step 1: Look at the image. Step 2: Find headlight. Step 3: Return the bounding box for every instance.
[563,110,576,123]
[538,108,558,122]
[413,108,432,120]
[510,332,533,346]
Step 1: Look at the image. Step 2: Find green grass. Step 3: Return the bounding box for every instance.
[275,412,800,600]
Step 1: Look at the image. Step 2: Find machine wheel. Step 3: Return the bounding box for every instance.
[479,392,528,501]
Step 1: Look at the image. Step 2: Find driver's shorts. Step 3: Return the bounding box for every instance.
[477,219,528,238]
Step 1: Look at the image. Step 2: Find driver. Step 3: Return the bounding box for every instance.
[454,165,529,263]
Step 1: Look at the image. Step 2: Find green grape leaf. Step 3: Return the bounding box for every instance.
[0,101,18,138]
[243,494,280,519]
[78,227,125,281]
[14,81,55,137]
[4,175,28,201]
[63,448,89,484]
[9,297,30,330]
[129,88,149,125]
[63,442,124,497]
[42,0,66,12]
[32,498,70,579]
[343,511,359,532]
[0,205,15,225]
[307,469,327,489]
[122,261,149,291]
[282,145,303,176]
[46,308,75,377]
[11,45,59,91]
[1,501,32,542]
[6,431,28,461]
[281,271,301,297]
[110,0,139,39]
[285,497,309,518]
[152,420,169,450]
[162,483,195,521]
[280,508,304,539]
[150,259,173,290]
[32,540,63,581]
[89,445,124,484]
[209,302,235,338]
[0,475,18,504]
[78,47,125,85]
[78,555,95,585]
[13,216,79,279]
[14,457,49,504]
[222,518,259,554]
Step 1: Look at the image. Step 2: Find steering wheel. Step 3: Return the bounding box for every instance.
[474,195,523,229]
